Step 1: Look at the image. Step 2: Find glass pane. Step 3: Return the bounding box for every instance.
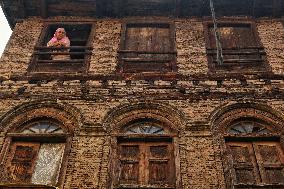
[126,125,164,134]
[228,121,271,135]
[31,143,65,185]
[21,122,64,134]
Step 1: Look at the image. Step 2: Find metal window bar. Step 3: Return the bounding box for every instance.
[209,0,224,65]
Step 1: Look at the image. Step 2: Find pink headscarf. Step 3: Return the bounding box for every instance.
[47,28,70,47]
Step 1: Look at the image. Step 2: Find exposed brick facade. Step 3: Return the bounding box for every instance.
[0,15,283,189]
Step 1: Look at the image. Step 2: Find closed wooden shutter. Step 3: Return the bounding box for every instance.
[7,142,40,183]
[119,145,140,184]
[254,142,284,184]
[209,25,257,49]
[118,141,174,187]
[148,144,174,185]
[226,142,259,184]
[125,26,170,53]
[122,24,172,72]
[209,25,261,64]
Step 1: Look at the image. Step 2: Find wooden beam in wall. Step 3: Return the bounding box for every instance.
[40,0,47,18]
[272,0,282,17]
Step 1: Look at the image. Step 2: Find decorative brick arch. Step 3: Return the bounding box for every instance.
[102,102,186,134]
[210,102,284,135]
[0,100,83,134]
[104,102,184,189]
[210,103,284,189]
[0,100,82,187]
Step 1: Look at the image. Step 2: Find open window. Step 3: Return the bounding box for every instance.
[224,118,284,188]
[204,21,270,73]
[1,119,70,187]
[28,23,94,74]
[118,22,177,73]
[112,119,176,188]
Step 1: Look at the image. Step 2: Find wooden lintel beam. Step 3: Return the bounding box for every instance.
[40,0,47,18]
[251,0,256,17]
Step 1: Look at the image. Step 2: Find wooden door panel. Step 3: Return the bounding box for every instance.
[254,142,284,184]
[118,141,174,187]
[226,142,259,184]
[119,145,140,184]
[8,142,40,183]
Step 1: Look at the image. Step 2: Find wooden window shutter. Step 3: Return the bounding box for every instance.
[7,142,40,183]
[119,145,140,184]
[254,142,284,184]
[210,25,257,49]
[148,144,174,185]
[226,142,259,184]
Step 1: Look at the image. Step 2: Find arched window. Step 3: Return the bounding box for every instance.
[3,119,69,186]
[224,118,284,187]
[113,118,176,189]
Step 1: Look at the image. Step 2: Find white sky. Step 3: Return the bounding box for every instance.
[0,6,12,57]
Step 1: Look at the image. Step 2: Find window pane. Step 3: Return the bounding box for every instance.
[21,122,64,134]
[31,143,65,185]
[126,125,165,134]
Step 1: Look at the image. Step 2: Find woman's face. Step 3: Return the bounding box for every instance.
[55,29,66,40]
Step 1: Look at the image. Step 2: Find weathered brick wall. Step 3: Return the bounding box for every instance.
[0,16,283,189]
[257,19,284,75]
[0,18,43,78]
[89,19,121,74]
[176,18,208,75]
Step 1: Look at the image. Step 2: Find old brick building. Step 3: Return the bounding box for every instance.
[0,0,284,189]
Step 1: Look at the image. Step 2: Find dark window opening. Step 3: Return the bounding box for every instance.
[29,24,93,74]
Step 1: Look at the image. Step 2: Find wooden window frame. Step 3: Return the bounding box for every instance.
[28,21,96,76]
[110,134,180,189]
[223,121,284,189]
[203,19,271,74]
[117,19,177,74]
[0,120,72,188]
